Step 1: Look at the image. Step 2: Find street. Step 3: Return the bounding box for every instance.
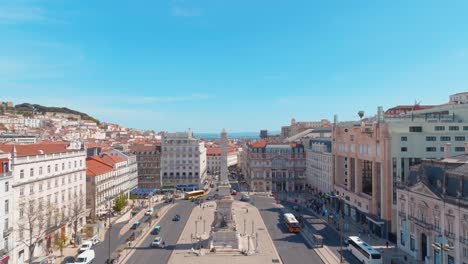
[253,195,323,264]
[126,199,194,264]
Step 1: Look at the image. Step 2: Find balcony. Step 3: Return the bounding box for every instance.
[445,230,456,239]
[408,216,433,230]
[2,227,11,238]
[459,236,468,246]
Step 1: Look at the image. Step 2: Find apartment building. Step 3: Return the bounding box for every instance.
[305,138,333,194]
[0,142,86,263]
[0,153,13,264]
[244,140,306,192]
[131,145,161,189]
[206,147,238,175]
[397,150,468,263]
[160,131,207,189]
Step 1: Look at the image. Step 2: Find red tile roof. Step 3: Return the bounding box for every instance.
[249,140,267,148]
[86,158,113,177]
[0,142,72,157]
[207,147,238,156]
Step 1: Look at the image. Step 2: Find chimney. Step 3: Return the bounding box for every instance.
[465,142,468,155]
[444,143,452,159]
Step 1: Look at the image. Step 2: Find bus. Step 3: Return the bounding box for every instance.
[347,236,382,264]
[176,185,199,192]
[185,190,205,200]
[283,213,301,233]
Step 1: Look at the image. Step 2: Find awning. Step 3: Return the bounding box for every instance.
[366,215,385,225]
[0,256,9,264]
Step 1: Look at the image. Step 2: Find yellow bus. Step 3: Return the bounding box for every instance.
[283,213,301,233]
[185,190,205,200]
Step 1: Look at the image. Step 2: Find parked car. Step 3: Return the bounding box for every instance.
[151,225,161,235]
[78,241,93,254]
[151,236,162,247]
[90,236,100,245]
[240,194,250,202]
[74,249,95,264]
[231,190,237,195]
[173,214,181,221]
[145,208,154,216]
[62,256,75,264]
[130,221,141,230]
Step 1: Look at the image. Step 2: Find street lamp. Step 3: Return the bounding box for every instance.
[432,235,453,264]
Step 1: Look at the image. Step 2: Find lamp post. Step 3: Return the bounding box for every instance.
[432,235,453,264]
[107,197,112,264]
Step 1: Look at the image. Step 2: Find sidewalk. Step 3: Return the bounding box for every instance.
[278,191,420,264]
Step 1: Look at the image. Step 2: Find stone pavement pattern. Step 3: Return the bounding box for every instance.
[168,200,282,264]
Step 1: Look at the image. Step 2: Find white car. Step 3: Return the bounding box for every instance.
[151,237,162,247]
[74,249,95,264]
[78,241,93,254]
[145,208,154,216]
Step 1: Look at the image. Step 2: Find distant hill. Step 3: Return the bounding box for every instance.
[12,103,99,123]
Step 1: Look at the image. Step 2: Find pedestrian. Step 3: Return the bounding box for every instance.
[386,241,389,248]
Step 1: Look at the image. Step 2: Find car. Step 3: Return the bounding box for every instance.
[74,249,95,264]
[130,221,141,230]
[151,225,161,235]
[173,214,181,221]
[190,198,196,202]
[240,194,250,202]
[165,198,173,203]
[62,256,75,264]
[90,236,100,245]
[78,241,93,254]
[151,236,162,247]
[206,196,213,201]
[293,205,300,211]
[231,190,237,195]
[145,208,154,216]
[195,198,203,204]
[213,194,220,199]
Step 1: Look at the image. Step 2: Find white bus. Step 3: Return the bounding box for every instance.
[283,213,301,233]
[347,236,382,264]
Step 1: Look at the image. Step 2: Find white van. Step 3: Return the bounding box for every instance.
[74,249,95,264]
[78,241,93,254]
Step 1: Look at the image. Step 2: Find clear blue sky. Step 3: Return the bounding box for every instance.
[1,0,468,133]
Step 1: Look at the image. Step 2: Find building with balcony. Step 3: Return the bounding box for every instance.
[85,151,138,220]
[0,142,86,264]
[160,131,207,190]
[397,151,468,264]
[0,152,13,264]
[244,140,306,192]
[305,138,333,194]
[130,145,161,189]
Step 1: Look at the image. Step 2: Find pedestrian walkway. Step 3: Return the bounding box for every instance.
[168,200,282,264]
[277,191,420,264]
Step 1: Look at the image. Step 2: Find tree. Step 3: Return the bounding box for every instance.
[54,232,68,257]
[17,198,56,264]
[68,196,86,246]
[113,192,128,213]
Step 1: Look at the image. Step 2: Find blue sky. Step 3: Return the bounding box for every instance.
[1,0,468,133]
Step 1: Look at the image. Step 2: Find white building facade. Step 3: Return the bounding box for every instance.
[0,153,13,264]
[0,143,87,264]
[161,131,207,189]
[305,138,333,194]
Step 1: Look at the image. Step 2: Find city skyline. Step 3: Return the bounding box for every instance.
[2,0,468,132]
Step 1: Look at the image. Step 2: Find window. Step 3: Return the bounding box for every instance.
[47,165,51,173]
[62,163,65,170]
[20,169,24,179]
[80,160,83,167]
[19,187,24,196]
[441,136,451,141]
[410,236,415,251]
[456,136,466,141]
[39,166,43,175]
[19,206,24,218]
[47,181,51,189]
[401,137,408,141]
[440,147,445,152]
[449,126,460,131]
[435,126,445,131]
[55,164,58,172]
[4,218,8,231]
[68,161,71,169]
[55,178,58,187]
[30,168,34,177]
[4,182,8,192]
[39,183,43,192]
[74,161,77,168]
[426,136,436,141]
[464,247,468,258]
[464,126,468,131]
[30,184,34,194]
[4,200,8,213]
[401,147,408,152]
[426,147,437,152]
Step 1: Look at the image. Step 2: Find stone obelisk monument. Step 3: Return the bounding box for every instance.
[210,129,240,251]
